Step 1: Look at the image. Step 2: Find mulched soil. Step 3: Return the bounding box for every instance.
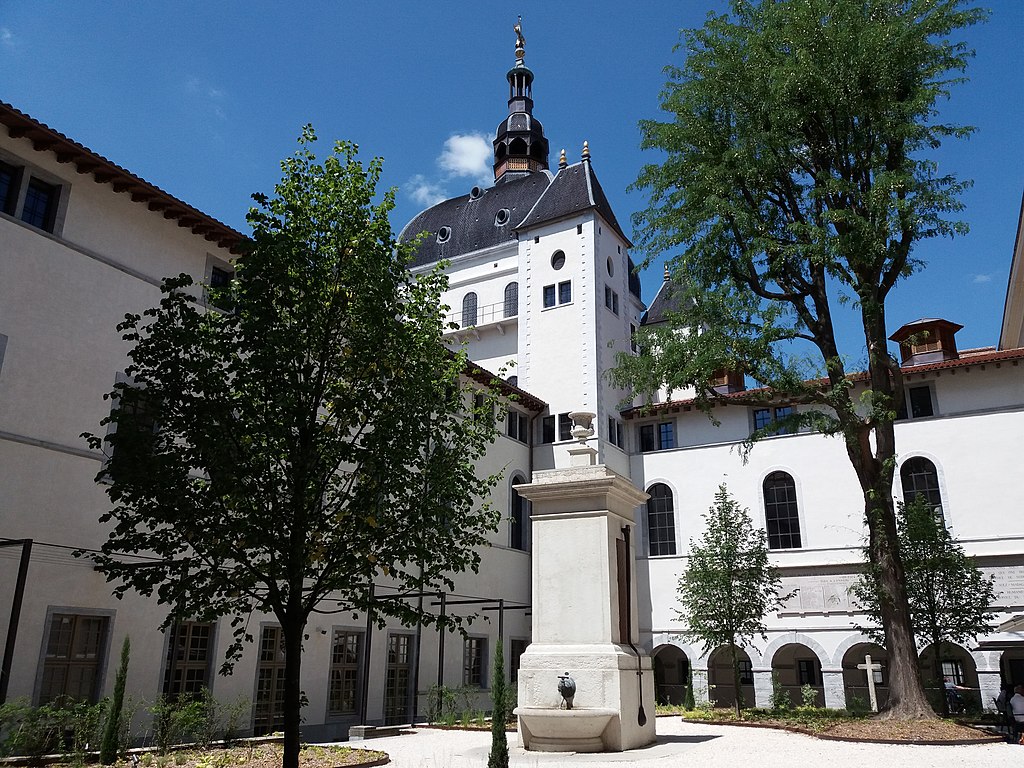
[818,718,999,743]
[120,744,389,768]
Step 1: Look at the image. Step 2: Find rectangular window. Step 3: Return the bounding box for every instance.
[616,422,624,449]
[658,422,675,450]
[630,324,639,354]
[640,424,655,452]
[543,284,556,308]
[21,176,59,231]
[541,415,556,444]
[209,266,233,288]
[162,622,213,699]
[605,285,613,309]
[576,224,582,235]
[254,626,286,735]
[328,630,362,717]
[39,613,109,704]
[908,386,934,418]
[509,639,528,683]
[941,659,964,685]
[612,292,619,315]
[753,406,794,434]
[737,659,753,685]
[558,281,572,304]
[558,412,572,442]
[463,637,487,687]
[507,411,529,443]
[384,634,412,725]
[797,659,818,686]
[0,160,17,214]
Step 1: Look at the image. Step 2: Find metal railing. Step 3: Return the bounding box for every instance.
[446,300,518,330]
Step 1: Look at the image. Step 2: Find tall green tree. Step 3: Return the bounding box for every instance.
[82,128,502,768]
[487,639,509,768]
[616,0,985,718]
[677,486,788,718]
[851,495,996,715]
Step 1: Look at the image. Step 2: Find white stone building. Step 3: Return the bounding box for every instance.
[0,32,1022,742]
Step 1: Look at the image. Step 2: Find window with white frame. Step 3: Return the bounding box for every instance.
[39,612,110,704]
[462,292,478,328]
[639,421,675,452]
[646,483,677,556]
[763,471,802,549]
[900,456,944,523]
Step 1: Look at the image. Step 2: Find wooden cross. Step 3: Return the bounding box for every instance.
[857,654,883,712]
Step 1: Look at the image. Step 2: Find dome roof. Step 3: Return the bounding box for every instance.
[399,171,552,268]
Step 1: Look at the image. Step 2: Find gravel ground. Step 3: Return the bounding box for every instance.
[355,719,1020,768]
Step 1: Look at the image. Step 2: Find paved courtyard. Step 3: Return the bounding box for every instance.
[359,718,1017,768]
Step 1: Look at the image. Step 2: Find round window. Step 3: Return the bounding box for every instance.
[551,250,566,270]
[470,186,483,200]
[495,208,510,226]
[607,256,614,277]
[437,226,451,244]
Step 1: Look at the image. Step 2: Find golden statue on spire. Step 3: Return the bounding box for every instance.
[514,16,526,63]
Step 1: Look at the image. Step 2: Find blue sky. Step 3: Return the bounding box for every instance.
[1,1,1021,356]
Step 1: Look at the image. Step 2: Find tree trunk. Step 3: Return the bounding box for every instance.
[729,640,742,719]
[282,614,304,768]
[850,306,933,719]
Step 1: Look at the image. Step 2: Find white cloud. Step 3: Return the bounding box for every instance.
[406,175,447,208]
[437,133,492,183]
[973,273,992,284]
[1,27,16,48]
[405,131,493,208]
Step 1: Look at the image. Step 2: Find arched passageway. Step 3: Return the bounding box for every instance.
[652,645,690,705]
[840,642,889,711]
[770,642,824,707]
[707,646,754,709]
[920,642,979,712]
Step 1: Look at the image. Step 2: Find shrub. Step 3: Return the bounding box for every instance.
[769,672,791,712]
[800,683,817,709]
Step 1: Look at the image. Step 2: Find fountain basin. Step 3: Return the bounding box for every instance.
[515,707,618,752]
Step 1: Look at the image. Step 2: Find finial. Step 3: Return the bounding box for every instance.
[514,16,526,63]
[581,140,590,162]
[664,264,670,280]
[558,149,567,170]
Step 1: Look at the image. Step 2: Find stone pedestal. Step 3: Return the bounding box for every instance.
[513,464,656,752]
[752,669,773,708]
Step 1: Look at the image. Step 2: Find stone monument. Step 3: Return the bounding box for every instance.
[512,412,657,752]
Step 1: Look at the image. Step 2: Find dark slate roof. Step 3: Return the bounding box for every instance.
[642,279,689,325]
[399,172,552,268]
[516,160,631,245]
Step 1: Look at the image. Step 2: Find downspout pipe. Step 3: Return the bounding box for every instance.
[620,525,647,727]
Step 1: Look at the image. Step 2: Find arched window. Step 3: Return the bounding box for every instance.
[461,292,478,328]
[763,471,801,549]
[901,457,944,523]
[504,282,519,318]
[646,483,676,556]
[510,476,529,551]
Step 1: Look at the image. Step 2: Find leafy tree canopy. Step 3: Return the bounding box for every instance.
[677,486,790,715]
[82,128,503,768]
[616,0,986,718]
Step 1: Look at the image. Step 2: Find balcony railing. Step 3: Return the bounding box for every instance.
[446,300,518,331]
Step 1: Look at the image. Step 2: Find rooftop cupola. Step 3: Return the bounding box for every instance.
[889,318,963,366]
[493,17,549,183]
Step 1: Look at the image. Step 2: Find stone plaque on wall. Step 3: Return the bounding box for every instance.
[780,574,858,615]
[988,565,1024,608]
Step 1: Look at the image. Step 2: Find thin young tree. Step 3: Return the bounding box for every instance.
[488,639,509,768]
[615,0,986,718]
[851,495,996,715]
[82,128,502,768]
[677,486,789,718]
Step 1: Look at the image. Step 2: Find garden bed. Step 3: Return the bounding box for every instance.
[674,706,1001,744]
[0,744,389,768]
